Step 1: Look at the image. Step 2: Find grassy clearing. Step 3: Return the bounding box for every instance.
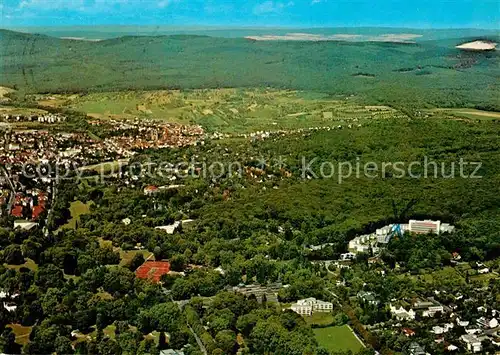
[61,200,92,230]
[0,106,48,116]
[313,325,364,353]
[418,267,466,287]
[305,312,334,326]
[78,159,129,174]
[470,273,499,285]
[4,258,38,272]
[7,324,32,345]
[430,108,500,121]
[119,249,154,267]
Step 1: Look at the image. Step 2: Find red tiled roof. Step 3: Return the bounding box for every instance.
[32,205,45,220]
[135,261,170,283]
[402,328,416,336]
[11,206,23,218]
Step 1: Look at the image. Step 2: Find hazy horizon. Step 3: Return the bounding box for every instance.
[1,0,499,29]
[2,26,499,42]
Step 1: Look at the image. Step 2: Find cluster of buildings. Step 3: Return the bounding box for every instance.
[1,113,67,124]
[348,220,455,254]
[10,189,48,221]
[0,130,118,167]
[89,119,205,150]
[388,291,500,353]
[1,118,205,169]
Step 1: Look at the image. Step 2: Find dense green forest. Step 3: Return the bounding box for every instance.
[0,29,499,111]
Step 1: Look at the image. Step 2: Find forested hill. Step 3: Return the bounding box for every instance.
[0,29,499,110]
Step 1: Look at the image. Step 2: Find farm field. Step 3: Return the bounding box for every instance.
[32,89,406,133]
[313,325,364,353]
[428,108,500,121]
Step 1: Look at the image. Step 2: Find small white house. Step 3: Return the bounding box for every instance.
[3,302,17,312]
[477,317,498,329]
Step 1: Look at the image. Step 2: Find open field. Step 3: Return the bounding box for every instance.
[304,312,335,326]
[61,200,92,229]
[313,325,364,353]
[119,249,154,267]
[78,159,129,174]
[429,108,500,121]
[32,89,407,133]
[4,258,39,272]
[0,106,48,116]
[7,324,32,345]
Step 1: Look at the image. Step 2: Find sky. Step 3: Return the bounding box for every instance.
[1,0,499,28]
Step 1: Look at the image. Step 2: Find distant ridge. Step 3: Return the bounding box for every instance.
[2,26,499,41]
[0,28,498,111]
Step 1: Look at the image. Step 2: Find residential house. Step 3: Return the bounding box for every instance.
[461,334,482,353]
[404,342,426,355]
[477,317,498,329]
[160,350,185,355]
[402,328,416,337]
[3,302,17,312]
[144,185,159,195]
[446,344,459,352]
[357,291,379,305]
[423,305,444,317]
[13,220,38,231]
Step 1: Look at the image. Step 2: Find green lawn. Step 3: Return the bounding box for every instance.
[430,108,500,121]
[305,312,334,326]
[313,325,364,354]
[119,249,154,267]
[4,258,38,272]
[7,324,32,345]
[61,200,92,229]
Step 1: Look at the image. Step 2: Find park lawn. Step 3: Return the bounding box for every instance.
[4,258,38,272]
[61,200,93,230]
[7,324,32,345]
[305,312,334,326]
[119,249,154,267]
[313,325,364,354]
[470,272,499,285]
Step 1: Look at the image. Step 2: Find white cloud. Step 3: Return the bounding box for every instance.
[16,0,178,12]
[19,0,86,10]
[253,1,294,15]
[158,0,169,8]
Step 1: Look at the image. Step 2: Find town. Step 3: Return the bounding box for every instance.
[0,114,205,233]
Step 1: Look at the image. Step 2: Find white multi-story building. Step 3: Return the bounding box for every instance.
[390,304,416,320]
[423,305,444,317]
[290,298,333,316]
[348,220,455,255]
[409,220,455,235]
